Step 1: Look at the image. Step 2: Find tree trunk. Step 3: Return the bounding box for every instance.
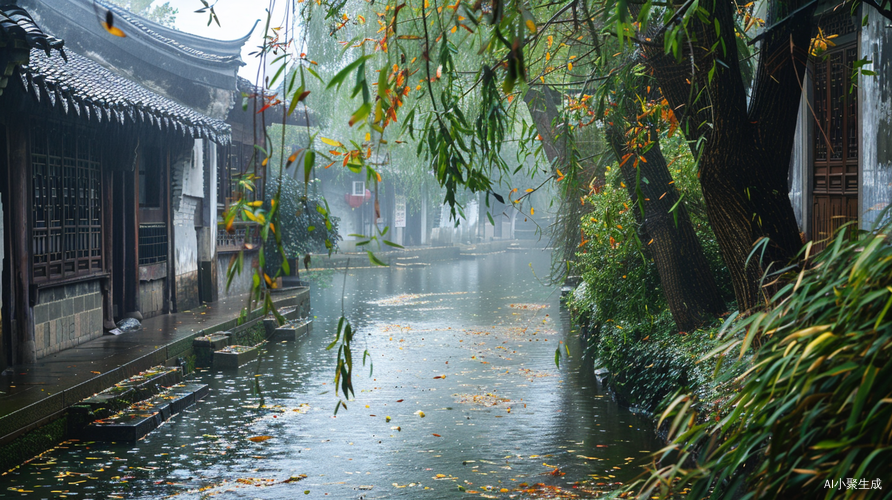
[607,127,726,331]
[526,84,725,330]
[642,0,812,310]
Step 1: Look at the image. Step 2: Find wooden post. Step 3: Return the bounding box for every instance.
[8,121,35,364]
[127,148,142,320]
[102,166,115,330]
[165,144,175,313]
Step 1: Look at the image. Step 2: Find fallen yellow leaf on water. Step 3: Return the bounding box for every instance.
[416,410,426,418]
[248,436,273,443]
[433,375,445,379]
[386,416,392,422]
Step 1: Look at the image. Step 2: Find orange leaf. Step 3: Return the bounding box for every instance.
[432,433,442,437]
[102,21,127,38]
[248,436,273,443]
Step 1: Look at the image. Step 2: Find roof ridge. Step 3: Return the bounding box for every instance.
[95,0,243,64]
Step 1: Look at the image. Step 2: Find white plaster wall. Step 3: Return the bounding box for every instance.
[789,99,806,232]
[860,15,892,229]
[198,141,217,262]
[181,140,205,199]
[174,196,199,275]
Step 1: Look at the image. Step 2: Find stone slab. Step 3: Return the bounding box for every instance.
[213,346,259,369]
[80,383,208,443]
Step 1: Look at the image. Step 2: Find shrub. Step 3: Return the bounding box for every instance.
[642,221,892,499]
[570,136,732,332]
[264,177,341,273]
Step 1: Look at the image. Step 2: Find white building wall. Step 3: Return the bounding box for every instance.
[860,14,892,229]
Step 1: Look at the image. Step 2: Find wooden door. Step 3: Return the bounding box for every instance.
[811,44,859,247]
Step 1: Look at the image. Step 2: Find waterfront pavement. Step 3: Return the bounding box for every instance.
[0,291,305,448]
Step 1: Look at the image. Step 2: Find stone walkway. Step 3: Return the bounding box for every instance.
[0,290,306,447]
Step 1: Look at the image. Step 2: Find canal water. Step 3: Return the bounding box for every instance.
[2,247,661,499]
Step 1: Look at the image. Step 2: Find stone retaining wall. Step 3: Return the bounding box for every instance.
[32,280,104,359]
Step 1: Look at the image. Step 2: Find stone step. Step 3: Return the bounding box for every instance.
[394,261,430,268]
[80,383,209,443]
[270,318,313,341]
[73,366,183,417]
[212,344,261,369]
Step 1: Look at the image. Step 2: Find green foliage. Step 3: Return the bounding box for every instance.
[263,177,341,272]
[643,220,892,499]
[589,310,742,414]
[0,416,67,473]
[571,136,731,329]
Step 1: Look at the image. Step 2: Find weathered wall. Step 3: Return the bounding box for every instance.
[216,252,257,298]
[171,141,205,311]
[138,279,165,318]
[860,15,892,228]
[32,280,103,359]
[789,94,807,232]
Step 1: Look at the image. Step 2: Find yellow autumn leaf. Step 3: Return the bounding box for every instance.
[547,35,553,48]
[320,137,343,148]
[243,209,258,222]
[365,132,371,142]
[247,200,263,207]
[264,273,273,287]
[101,20,126,38]
[531,207,535,215]
[525,19,536,34]
[568,62,573,71]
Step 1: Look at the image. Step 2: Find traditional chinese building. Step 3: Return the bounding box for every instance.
[789,4,892,244]
[0,0,267,367]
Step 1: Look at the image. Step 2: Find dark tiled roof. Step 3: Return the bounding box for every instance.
[0,4,65,55]
[21,48,231,143]
[97,0,243,64]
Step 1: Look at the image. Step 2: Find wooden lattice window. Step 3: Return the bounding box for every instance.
[138,223,168,265]
[811,42,859,245]
[31,121,103,282]
[813,46,859,191]
[217,142,257,217]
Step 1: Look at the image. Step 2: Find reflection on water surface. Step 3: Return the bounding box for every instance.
[1,247,661,499]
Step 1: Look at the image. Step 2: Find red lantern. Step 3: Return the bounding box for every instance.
[345,189,372,208]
